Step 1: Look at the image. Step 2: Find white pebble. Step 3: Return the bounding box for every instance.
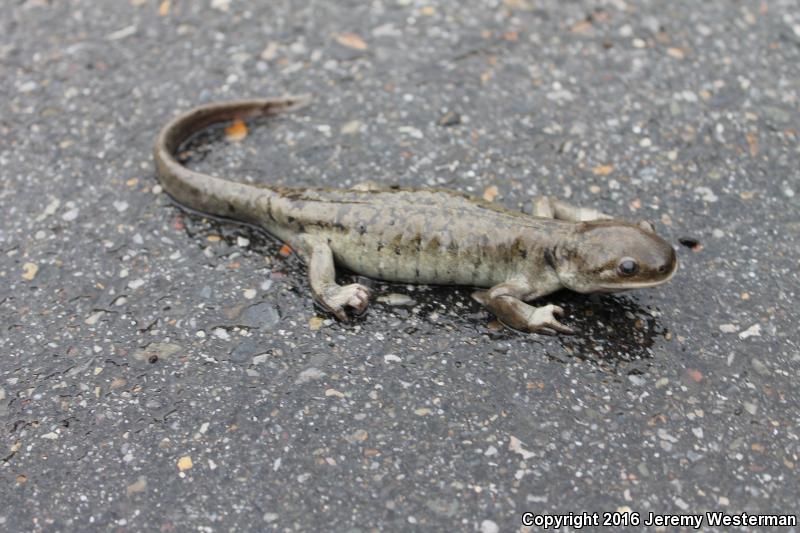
[398,126,424,139]
[738,324,761,339]
[480,520,499,533]
[62,208,79,221]
[694,186,718,203]
[213,328,231,341]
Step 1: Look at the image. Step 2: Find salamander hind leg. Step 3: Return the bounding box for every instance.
[296,234,371,321]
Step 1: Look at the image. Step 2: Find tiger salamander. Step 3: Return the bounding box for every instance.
[154,96,677,335]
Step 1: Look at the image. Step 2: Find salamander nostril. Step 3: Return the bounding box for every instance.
[658,265,667,274]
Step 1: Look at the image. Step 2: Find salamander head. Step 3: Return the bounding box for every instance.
[554,220,677,293]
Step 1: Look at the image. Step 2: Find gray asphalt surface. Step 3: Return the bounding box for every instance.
[1,0,799,531]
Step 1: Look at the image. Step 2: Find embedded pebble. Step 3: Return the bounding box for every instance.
[480,519,499,533]
[377,293,416,306]
[295,367,325,384]
[85,311,105,325]
[177,456,193,471]
[62,207,79,221]
[21,262,38,281]
[2,2,797,529]
[750,358,770,376]
[128,278,146,290]
[694,186,719,202]
[341,120,362,134]
[229,339,262,363]
[738,324,761,339]
[237,303,280,329]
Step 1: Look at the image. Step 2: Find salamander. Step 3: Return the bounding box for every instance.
[154,96,677,334]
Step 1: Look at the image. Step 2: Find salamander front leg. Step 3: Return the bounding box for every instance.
[297,235,371,321]
[533,196,612,222]
[472,280,574,335]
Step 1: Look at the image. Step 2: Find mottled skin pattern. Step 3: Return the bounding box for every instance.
[154,97,678,334]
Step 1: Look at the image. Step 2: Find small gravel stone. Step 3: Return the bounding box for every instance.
[738,324,761,339]
[377,293,416,306]
[61,207,79,221]
[252,353,269,365]
[295,367,325,384]
[237,303,280,329]
[750,358,770,376]
[480,519,499,533]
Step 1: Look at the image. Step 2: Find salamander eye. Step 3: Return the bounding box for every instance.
[617,258,639,277]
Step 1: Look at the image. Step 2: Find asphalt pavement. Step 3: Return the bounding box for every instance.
[1,0,798,531]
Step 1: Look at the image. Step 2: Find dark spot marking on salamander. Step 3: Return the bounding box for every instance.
[415,267,420,279]
[266,196,276,222]
[544,247,557,270]
[227,202,236,214]
[390,234,403,255]
[278,188,305,201]
[308,220,347,232]
[408,233,422,253]
[287,216,295,224]
[357,222,367,235]
[376,241,384,252]
[510,238,527,259]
